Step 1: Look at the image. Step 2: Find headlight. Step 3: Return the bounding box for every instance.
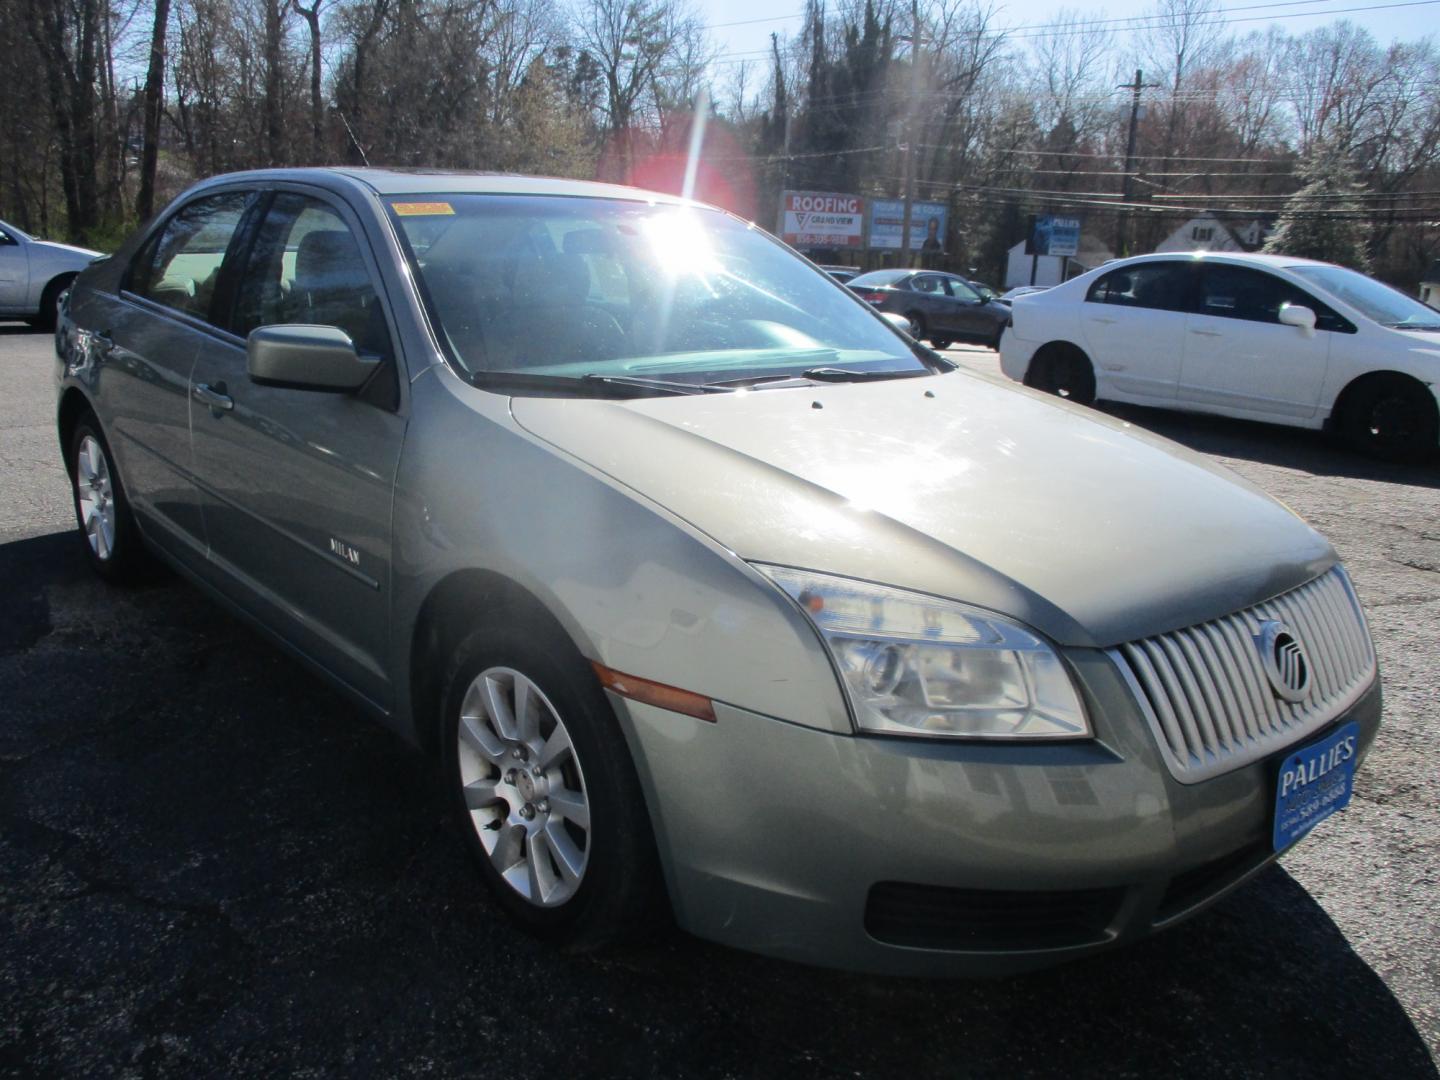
[756,565,1089,740]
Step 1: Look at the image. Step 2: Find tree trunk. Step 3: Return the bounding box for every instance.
[263,0,285,165]
[137,0,171,221]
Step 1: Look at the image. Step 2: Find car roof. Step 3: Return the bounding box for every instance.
[1107,251,1336,271]
[849,269,910,285]
[183,167,701,208]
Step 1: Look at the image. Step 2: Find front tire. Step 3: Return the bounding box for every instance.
[1024,344,1096,406]
[441,620,661,949]
[67,413,148,582]
[1337,375,1438,462]
[30,275,74,331]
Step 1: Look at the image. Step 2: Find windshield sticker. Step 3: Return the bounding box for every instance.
[393,201,455,217]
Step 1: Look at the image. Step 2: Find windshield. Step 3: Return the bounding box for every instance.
[387,195,936,393]
[1289,265,1440,331]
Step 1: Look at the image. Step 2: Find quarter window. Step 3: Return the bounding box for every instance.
[129,191,252,321]
[1086,262,1193,313]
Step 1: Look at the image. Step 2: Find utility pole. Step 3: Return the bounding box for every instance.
[898,0,922,267]
[1115,69,1156,258]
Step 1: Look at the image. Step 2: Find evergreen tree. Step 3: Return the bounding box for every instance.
[1262,143,1372,271]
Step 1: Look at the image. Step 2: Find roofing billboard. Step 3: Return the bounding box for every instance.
[779,191,866,249]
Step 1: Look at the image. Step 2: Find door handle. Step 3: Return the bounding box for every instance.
[193,382,234,412]
[1189,329,1223,338]
[1089,316,1118,325]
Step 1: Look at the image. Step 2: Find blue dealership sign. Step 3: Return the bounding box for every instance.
[1030,215,1081,257]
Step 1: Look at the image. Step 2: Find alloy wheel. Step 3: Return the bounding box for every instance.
[455,666,591,907]
[75,435,116,561]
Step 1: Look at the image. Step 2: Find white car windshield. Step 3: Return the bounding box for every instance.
[388,194,937,394]
[1290,265,1440,331]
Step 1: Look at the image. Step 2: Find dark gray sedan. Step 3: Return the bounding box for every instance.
[849,268,1012,349]
[54,168,1381,976]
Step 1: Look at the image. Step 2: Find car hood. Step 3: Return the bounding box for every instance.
[1391,328,1440,350]
[510,370,1334,647]
[33,239,103,261]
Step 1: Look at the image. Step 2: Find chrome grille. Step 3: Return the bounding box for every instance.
[1109,567,1375,783]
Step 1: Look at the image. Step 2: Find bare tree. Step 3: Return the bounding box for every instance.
[290,0,327,162]
[138,0,173,219]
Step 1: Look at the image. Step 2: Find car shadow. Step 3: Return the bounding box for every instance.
[608,864,1439,1077]
[2,528,1435,1076]
[0,320,47,336]
[1097,401,1440,489]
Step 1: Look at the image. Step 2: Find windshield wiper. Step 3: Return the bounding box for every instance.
[581,373,730,396]
[800,366,931,382]
[1389,322,1440,331]
[708,366,933,390]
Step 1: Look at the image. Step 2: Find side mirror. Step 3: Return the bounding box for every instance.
[1279,304,1317,334]
[881,311,912,335]
[247,324,377,392]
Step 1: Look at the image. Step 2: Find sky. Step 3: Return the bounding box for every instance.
[697,0,1436,85]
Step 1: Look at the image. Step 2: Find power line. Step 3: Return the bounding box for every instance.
[702,0,1437,63]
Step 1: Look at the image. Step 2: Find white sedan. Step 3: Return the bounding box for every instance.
[0,219,102,328]
[999,252,1440,460]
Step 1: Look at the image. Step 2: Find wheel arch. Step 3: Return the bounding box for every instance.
[1024,340,1091,381]
[409,568,593,758]
[1328,369,1437,430]
[57,386,96,471]
[36,271,79,325]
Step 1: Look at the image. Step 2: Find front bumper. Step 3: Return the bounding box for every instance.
[609,648,1382,976]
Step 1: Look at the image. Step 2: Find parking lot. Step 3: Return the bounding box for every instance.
[2,322,1437,1077]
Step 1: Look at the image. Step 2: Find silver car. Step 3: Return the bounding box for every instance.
[1,218,101,328]
[55,169,1382,975]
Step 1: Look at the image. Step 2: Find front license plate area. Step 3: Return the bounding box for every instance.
[1273,720,1361,852]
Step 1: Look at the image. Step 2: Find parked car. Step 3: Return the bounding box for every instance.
[57,170,1381,976]
[1000,252,1440,460]
[0,218,101,328]
[818,263,862,284]
[848,268,1011,350]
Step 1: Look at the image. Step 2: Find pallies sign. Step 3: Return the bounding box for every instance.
[779,191,866,249]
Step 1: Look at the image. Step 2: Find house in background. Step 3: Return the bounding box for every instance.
[1155,213,1274,254]
[1421,260,1440,310]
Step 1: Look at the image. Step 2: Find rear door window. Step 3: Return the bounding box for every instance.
[1086,261,1194,313]
[128,191,253,322]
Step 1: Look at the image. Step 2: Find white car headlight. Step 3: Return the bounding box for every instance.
[756,565,1090,740]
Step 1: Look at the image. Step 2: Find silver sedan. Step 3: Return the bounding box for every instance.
[1,218,101,327]
[54,169,1381,975]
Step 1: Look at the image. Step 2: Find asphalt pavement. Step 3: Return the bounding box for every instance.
[2,324,1437,1078]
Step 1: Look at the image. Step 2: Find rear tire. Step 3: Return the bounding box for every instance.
[441,619,662,950]
[67,413,149,582]
[1024,344,1096,406]
[905,312,926,340]
[1337,375,1438,462]
[930,337,953,350]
